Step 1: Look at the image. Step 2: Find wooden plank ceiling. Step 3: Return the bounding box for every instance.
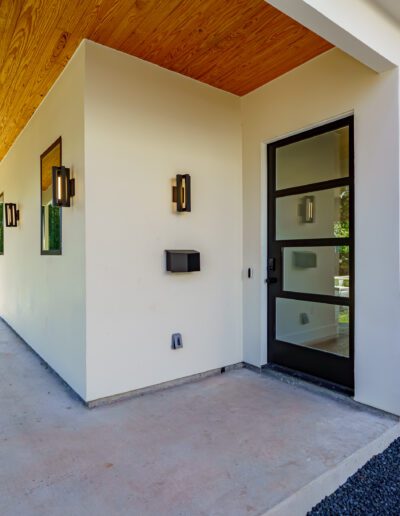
[0,0,333,161]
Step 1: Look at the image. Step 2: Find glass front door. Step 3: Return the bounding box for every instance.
[267,117,354,392]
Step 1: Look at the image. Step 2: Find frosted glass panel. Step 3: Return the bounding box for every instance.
[283,246,349,297]
[276,127,349,190]
[276,186,349,240]
[276,298,349,357]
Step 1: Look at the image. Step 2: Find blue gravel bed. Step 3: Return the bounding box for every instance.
[309,437,400,515]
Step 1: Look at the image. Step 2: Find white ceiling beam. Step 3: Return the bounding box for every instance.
[268,0,400,72]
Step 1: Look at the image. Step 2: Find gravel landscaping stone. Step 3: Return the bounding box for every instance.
[309,437,400,515]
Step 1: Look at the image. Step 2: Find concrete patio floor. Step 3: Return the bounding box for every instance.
[1,320,399,516]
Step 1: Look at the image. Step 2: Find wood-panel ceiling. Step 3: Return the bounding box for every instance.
[0,0,333,161]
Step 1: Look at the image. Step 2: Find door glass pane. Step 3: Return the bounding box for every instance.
[41,139,62,254]
[283,246,349,297]
[276,298,349,357]
[276,126,349,190]
[0,193,3,255]
[276,186,349,240]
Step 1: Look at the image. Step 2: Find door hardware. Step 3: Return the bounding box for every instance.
[268,258,276,271]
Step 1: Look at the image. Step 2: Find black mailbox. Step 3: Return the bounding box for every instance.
[166,250,200,273]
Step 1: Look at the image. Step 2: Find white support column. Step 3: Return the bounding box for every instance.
[268,0,400,70]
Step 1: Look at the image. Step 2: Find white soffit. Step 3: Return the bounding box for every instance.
[372,0,400,24]
[267,0,400,71]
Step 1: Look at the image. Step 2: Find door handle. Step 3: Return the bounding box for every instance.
[265,277,277,284]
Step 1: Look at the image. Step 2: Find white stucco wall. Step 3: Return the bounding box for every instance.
[84,41,243,401]
[1,39,399,415]
[241,48,400,415]
[0,45,86,398]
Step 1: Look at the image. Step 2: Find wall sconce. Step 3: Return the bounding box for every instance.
[302,195,315,223]
[5,203,19,227]
[52,166,75,207]
[172,174,191,212]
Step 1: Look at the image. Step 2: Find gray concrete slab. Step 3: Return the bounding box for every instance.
[0,320,397,516]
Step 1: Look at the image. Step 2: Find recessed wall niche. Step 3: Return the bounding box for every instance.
[40,138,62,255]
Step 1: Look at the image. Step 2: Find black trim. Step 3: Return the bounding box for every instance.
[269,340,353,393]
[276,177,350,197]
[263,363,354,396]
[277,291,350,306]
[267,116,354,390]
[276,238,350,247]
[271,115,353,149]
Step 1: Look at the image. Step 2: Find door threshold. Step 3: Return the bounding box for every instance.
[263,363,354,397]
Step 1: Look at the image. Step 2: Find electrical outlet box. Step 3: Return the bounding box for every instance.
[171,333,183,349]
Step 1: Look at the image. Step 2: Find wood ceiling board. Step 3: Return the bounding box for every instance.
[0,0,333,161]
[90,0,162,48]
[180,7,331,95]
[0,0,23,71]
[0,2,63,134]
[209,33,332,96]
[118,0,262,67]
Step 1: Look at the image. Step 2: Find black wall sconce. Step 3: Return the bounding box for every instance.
[5,203,19,227]
[172,174,191,212]
[52,166,75,207]
[301,195,315,223]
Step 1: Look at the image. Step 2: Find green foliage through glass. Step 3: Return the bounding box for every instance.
[0,200,3,255]
[48,206,61,251]
[334,187,350,275]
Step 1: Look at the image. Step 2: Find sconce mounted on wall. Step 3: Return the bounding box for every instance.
[301,195,315,223]
[52,166,75,207]
[5,203,19,227]
[172,174,191,212]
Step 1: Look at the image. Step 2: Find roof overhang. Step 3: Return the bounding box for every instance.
[268,0,400,72]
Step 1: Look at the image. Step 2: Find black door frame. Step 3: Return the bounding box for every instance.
[267,116,354,393]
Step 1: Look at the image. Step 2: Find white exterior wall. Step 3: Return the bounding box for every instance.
[0,45,86,398]
[1,39,399,415]
[241,48,400,415]
[84,42,243,401]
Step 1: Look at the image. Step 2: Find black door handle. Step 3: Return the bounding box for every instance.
[265,277,277,284]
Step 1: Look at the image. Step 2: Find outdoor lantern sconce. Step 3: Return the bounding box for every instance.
[52,166,75,207]
[5,203,20,227]
[172,174,191,212]
[302,195,315,223]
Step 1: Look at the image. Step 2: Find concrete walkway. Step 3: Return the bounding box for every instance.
[0,320,398,516]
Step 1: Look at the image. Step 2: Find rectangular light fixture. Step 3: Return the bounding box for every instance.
[52,166,75,207]
[302,195,315,223]
[172,174,191,212]
[5,203,19,227]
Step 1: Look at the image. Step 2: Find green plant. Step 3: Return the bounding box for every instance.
[334,188,350,275]
[0,203,3,254]
[48,206,61,251]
